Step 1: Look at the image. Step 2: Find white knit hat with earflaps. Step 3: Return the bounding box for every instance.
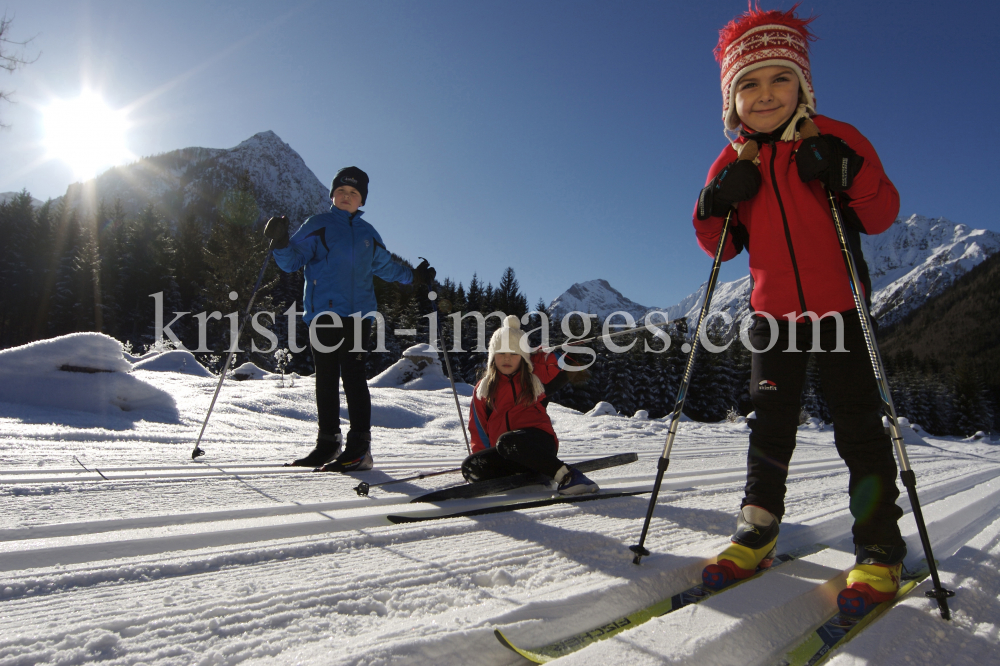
[478,314,544,400]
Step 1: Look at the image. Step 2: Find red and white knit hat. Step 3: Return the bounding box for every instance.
[716,5,817,131]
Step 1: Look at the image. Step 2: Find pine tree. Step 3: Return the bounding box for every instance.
[496,267,528,318]
[466,272,483,314]
[604,349,635,415]
[0,190,39,346]
[96,199,128,341]
[45,205,82,337]
[116,204,179,348]
[202,170,275,365]
[953,362,992,435]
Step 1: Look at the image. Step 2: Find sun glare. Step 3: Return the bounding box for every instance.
[42,91,133,181]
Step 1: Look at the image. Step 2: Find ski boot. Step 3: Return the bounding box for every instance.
[317,431,373,472]
[702,505,779,591]
[286,432,342,467]
[837,543,906,617]
[556,465,599,495]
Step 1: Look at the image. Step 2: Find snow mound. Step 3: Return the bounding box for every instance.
[0,332,133,373]
[133,350,213,377]
[369,344,470,392]
[586,401,618,416]
[402,343,438,358]
[882,416,928,445]
[632,409,649,419]
[231,362,276,380]
[0,333,178,419]
[799,416,826,431]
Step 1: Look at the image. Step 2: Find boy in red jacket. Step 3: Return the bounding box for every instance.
[693,6,906,614]
[463,315,598,495]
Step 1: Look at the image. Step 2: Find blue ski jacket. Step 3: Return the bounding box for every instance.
[273,206,413,323]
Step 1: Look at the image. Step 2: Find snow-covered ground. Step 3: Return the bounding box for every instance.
[1,335,999,665]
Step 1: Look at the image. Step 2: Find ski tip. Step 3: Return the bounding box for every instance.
[494,629,547,662]
[494,629,516,651]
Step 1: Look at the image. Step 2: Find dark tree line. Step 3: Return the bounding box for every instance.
[0,186,994,436]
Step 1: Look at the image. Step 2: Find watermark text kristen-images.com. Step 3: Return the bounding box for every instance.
[150,292,847,371]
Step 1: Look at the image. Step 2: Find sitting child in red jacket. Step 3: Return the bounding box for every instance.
[462,315,598,495]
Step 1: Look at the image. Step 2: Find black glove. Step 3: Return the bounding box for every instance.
[696,159,762,220]
[796,135,864,191]
[412,259,436,288]
[264,216,290,249]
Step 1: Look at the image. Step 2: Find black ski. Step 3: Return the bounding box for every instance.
[410,452,639,503]
[388,490,647,524]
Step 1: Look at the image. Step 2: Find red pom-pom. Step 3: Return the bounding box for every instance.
[715,2,817,63]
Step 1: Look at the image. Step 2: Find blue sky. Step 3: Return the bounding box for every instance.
[1,0,997,310]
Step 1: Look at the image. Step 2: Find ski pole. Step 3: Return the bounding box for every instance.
[354,467,462,496]
[541,319,677,354]
[630,138,759,564]
[420,259,472,457]
[798,118,954,619]
[191,241,275,460]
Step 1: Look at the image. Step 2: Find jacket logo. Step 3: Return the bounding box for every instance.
[364,239,370,247]
[758,380,778,391]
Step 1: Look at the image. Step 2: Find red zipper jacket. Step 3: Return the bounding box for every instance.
[469,351,562,453]
[692,115,899,318]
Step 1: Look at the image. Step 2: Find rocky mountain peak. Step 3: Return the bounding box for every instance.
[60,131,330,227]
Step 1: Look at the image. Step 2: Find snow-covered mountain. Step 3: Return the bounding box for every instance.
[547,279,657,324]
[0,191,46,208]
[550,215,999,328]
[60,130,330,225]
[864,215,1000,326]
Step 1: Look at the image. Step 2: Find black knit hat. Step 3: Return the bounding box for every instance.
[330,166,369,205]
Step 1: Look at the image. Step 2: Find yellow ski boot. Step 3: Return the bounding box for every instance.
[702,505,779,590]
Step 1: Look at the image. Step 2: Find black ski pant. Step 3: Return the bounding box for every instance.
[311,316,371,439]
[462,428,564,482]
[744,310,904,547]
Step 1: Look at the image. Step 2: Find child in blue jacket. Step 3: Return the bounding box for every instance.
[265,167,434,471]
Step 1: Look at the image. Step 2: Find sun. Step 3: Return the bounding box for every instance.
[42,91,133,181]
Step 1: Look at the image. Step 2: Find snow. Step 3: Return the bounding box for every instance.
[585,401,618,416]
[2,334,1000,665]
[133,349,214,377]
[231,362,277,380]
[368,344,474,394]
[0,333,178,419]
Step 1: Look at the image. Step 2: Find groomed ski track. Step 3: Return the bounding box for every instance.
[2,375,999,665]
